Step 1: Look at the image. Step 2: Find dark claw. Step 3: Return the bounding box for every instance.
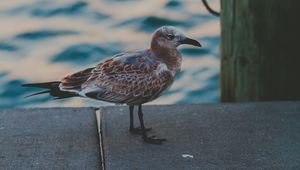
[143,136,167,145]
[130,127,152,134]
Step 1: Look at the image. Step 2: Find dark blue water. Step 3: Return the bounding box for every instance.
[0,0,220,108]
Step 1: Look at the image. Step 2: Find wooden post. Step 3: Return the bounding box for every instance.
[221,0,300,102]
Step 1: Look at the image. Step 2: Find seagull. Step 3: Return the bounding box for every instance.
[22,26,201,144]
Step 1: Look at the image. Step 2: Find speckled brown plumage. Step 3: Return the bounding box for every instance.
[60,50,174,105]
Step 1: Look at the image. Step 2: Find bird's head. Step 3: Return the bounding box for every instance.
[151,26,201,50]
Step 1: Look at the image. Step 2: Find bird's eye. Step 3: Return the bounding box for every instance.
[166,34,175,40]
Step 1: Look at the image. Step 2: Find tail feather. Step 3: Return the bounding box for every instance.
[22,81,60,88]
[24,90,50,98]
[22,81,78,99]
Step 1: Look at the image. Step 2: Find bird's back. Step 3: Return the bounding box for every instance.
[59,50,175,105]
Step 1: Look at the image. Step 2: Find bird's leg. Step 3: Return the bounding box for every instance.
[129,105,135,131]
[137,105,166,144]
[129,105,151,134]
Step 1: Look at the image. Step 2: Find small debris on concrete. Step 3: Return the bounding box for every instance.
[182,154,194,159]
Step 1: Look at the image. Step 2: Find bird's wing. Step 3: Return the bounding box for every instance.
[59,67,95,92]
[62,51,173,104]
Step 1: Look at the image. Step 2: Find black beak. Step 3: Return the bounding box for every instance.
[180,37,202,47]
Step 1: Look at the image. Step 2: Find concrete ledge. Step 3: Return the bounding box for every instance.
[1,102,300,170]
[100,102,300,170]
[0,108,101,170]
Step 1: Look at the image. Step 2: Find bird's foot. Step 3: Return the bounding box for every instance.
[143,135,167,145]
[130,127,152,135]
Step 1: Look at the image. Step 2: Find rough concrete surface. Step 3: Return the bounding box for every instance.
[100,102,300,170]
[1,102,300,170]
[0,108,101,170]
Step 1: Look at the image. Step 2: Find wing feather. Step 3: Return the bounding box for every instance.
[59,51,174,104]
[59,67,95,91]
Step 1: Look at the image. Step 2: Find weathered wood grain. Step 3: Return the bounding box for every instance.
[221,0,300,101]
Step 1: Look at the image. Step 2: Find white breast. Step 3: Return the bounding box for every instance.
[155,63,169,75]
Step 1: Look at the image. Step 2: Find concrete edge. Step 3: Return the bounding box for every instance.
[96,109,105,170]
[95,101,300,110]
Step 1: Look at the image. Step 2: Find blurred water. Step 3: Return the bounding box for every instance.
[0,0,220,108]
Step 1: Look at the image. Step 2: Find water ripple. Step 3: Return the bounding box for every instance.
[139,16,193,32]
[180,48,210,56]
[51,43,122,65]
[115,16,193,32]
[15,30,79,40]
[0,42,18,51]
[165,0,182,8]
[31,1,88,17]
